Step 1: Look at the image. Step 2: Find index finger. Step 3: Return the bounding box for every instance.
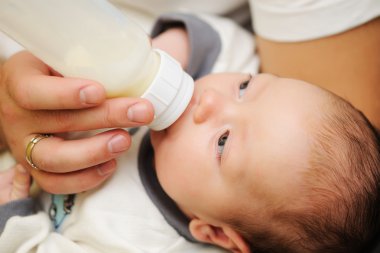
[5,51,106,110]
[16,75,107,110]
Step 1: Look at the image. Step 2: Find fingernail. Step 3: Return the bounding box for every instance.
[97,161,116,176]
[127,103,152,123]
[80,86,103,104]
[108,135,129,153]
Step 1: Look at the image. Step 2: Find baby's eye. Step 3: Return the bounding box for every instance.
[217,131,229,160]
[239,80,250,97]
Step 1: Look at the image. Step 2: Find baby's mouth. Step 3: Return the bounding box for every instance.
[156,90,197,138]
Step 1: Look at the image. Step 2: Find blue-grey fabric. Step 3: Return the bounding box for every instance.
[151,13,221,79]
[138,133,197,242]
[0,198,35,234]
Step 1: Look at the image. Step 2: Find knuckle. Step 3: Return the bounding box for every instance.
[54,87,78,109]
[104,102,126,126]
[51,111,74,132]
[84,149,103,165]
[0,94,22,124]
[75,178,92,193]
[0,69,32,110]
[12,77,35,109]
[0,102,18,121]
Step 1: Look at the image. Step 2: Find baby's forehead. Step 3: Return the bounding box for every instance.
[235,129,313,207]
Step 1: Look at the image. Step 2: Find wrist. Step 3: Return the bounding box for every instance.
[0,143,6,153]
[0,130,7,153]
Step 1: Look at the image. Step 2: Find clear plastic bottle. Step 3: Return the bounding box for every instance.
[0,0,194,130]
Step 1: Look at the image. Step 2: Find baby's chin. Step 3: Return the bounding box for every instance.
[150,130,165,151]
[150,122,177,147]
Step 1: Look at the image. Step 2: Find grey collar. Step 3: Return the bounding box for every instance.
[138,133,197,242]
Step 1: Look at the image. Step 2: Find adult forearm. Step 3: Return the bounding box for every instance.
[257,17,380,130]
[0,64,6,153]
[0,139,6,153]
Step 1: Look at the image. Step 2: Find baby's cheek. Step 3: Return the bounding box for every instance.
[155,156,176,190]
[156,160,186,199]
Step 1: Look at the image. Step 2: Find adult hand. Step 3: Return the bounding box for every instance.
[0,51,154,194]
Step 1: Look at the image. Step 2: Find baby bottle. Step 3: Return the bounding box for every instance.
[0,0,194,130]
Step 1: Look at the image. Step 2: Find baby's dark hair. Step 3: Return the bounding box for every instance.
[230,93,380,253]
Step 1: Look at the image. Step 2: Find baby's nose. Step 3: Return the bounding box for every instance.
[193,88,224,124]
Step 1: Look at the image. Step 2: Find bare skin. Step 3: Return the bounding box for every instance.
[257,17,380,130]
[0,164,30,205]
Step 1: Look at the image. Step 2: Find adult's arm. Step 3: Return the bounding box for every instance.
[256,14,380,129]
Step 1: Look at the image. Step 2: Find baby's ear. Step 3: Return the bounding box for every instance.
[189,218,251,253]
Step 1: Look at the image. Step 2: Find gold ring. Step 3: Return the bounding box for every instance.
[25,134,52,170]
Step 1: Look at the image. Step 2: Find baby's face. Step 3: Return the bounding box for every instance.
[151,73,326,222]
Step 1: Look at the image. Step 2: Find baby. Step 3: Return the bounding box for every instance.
[1,72,380,253]
[151,72,380,253]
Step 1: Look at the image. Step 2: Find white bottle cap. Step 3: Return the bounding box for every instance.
[142,49,194,130]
